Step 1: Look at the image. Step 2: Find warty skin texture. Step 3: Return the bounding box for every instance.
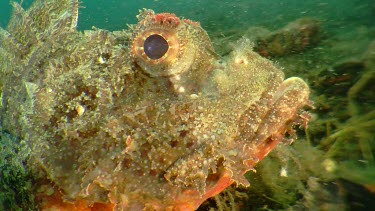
[0,0,310,210]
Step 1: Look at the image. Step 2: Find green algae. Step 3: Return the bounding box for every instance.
[0,132,35,211]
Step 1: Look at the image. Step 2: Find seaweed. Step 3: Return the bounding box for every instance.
[0,131,35,211]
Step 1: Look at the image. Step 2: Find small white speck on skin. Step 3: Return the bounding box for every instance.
[280,167,288,177]
[75,103,85,116]
[172,75,181,81]
[192,130,198,136]
[178,86,185,93]
[322,158,337,172]
[190,94,199,99]
[234,56,248,65]
[97,56,106,64]
[227,150,237,156]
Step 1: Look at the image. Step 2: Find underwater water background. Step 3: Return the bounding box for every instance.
[1,0,374,33]
[1,0,375,210]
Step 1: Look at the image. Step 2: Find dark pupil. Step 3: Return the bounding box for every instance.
[144,34,169,60]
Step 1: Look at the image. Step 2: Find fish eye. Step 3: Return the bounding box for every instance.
[131,26,192,77]
[143,34,169,60]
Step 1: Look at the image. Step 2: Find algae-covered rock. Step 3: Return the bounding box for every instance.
[253,18,321,57]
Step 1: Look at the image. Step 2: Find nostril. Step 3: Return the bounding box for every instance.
[144,34,169,60]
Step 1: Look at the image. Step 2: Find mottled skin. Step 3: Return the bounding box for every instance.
[0,0,310,210]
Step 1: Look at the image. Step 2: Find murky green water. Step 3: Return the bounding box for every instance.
[1,0,374,32]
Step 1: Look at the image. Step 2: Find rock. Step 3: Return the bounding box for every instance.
[253,18,321,57]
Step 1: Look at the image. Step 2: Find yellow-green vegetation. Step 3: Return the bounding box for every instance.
[0,132,35,211]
